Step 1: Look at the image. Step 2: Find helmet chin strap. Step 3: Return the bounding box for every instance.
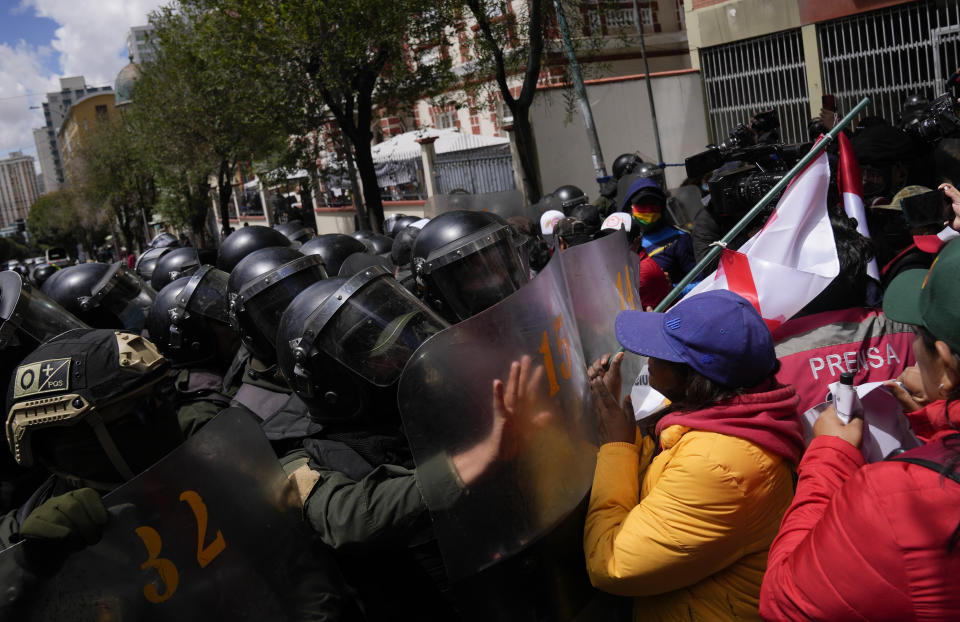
[86,411,136,481]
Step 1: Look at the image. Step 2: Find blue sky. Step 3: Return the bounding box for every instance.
[0,4,59,73]
[0,0,164,169]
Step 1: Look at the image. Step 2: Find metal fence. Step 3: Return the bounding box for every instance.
[435,146,515,194]
[818,0,960,125]
[700,29,810,145]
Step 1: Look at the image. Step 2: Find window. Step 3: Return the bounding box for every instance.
[95,105,108,120]
[435,109,457,129]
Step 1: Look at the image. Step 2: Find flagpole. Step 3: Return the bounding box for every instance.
[651,96,870,313]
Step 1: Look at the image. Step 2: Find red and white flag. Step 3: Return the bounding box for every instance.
[838,131,881,280]
[686,149,840,332]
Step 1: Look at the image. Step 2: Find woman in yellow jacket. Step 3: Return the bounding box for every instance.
[584,290,804,621]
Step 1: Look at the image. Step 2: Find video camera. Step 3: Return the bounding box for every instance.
[685,109,812,221]
[906,93,960,143]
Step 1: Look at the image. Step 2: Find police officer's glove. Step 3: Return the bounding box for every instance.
[600,179,619,199]
[17,488,107,573]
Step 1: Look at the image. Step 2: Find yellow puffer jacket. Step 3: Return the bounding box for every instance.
[584,388,800,621]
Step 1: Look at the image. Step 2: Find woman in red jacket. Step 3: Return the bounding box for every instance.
[760,239,960,621]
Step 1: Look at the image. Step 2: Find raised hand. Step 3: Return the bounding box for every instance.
[452,356,552,486]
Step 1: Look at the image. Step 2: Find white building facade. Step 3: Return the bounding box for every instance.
[0,152,41,227]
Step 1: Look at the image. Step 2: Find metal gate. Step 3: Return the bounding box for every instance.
[818,0,960,125]
[700,29,810,145]
[435,146,516,194]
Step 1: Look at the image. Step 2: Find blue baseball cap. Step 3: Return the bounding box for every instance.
[620,177,665,211]
[615,290,776,388]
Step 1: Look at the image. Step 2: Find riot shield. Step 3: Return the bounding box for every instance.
[423,189,535,221]
[1,409,333,621]
[397,253,597,582]
[559,230,643,401]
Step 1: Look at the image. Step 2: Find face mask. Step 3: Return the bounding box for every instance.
[631,204,662,228]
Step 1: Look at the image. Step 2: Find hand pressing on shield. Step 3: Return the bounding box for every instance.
[451,355,553,486]
[588,352,636,445]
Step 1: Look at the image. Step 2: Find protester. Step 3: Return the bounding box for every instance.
[760,238,960,621]
[584,290,803,621]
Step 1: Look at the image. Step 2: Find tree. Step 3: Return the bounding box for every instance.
[134,3,288,238]
[458,1,610,203]
[74,117,156,251]
[27,189,109,254]
[202,0,455,232]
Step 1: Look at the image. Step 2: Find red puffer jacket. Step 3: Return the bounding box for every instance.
[760,400,960,621]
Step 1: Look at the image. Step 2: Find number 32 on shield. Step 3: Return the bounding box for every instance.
[539,315,573,396]
[134,490,227,604]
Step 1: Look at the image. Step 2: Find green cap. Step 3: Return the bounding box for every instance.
[883,239,960,352]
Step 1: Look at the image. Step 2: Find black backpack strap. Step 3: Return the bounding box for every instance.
[890,434,960,485]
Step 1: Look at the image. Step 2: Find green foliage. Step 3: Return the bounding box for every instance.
[27,189,108,252]
[133,3,288,237]
[74,117,154,251]
[0,236,32,263]
[192,0,456,231]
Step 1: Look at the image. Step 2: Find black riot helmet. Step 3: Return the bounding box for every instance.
[0,271,89,384]
[217,225,292,273]
[277,265,449,421]
[42,262,157,331]
[363,234,394,255]
[274,220,315,245]
[30,263,59,287]
[635,161,667,192]
[351,230,376,242]
[300,234,366,276]
[338,252,394,277]
[148,232,179,249]
[384,214,420,238]
[135,246,173,282]
[146,269,236,368]
[228,247,327,362]
[612,153,642,180]
[391,224,424,267]
[554,185,587,215]
[412,210,528,322]
[151,247,201,291]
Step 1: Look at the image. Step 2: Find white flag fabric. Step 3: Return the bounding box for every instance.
[687,149,840,331]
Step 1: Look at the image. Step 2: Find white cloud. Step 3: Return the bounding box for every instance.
[27,0,166,85]
[0,0,165,164]
[0,40,58,159]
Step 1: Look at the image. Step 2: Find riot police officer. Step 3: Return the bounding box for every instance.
[300,234,367,276]
[42,262,156,331]
[146,268,240,435]
[147,232,179,249]
[217,225,292,273]
[134,246,173,282]
[411,210,528,323]
[150,247,201,291]
[554,185,588,216]
[227,246,326,421]
[0,272,89,511]
[276,265,537,620]
[0,329,351,620]
[274,220,315,245]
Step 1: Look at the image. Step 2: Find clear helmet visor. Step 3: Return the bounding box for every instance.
[0,271,88,349]
[242,260,326,348]
[312,275,448,387]
[181,266,230,325]
[423,226,529,321]
[88,263,157,332]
